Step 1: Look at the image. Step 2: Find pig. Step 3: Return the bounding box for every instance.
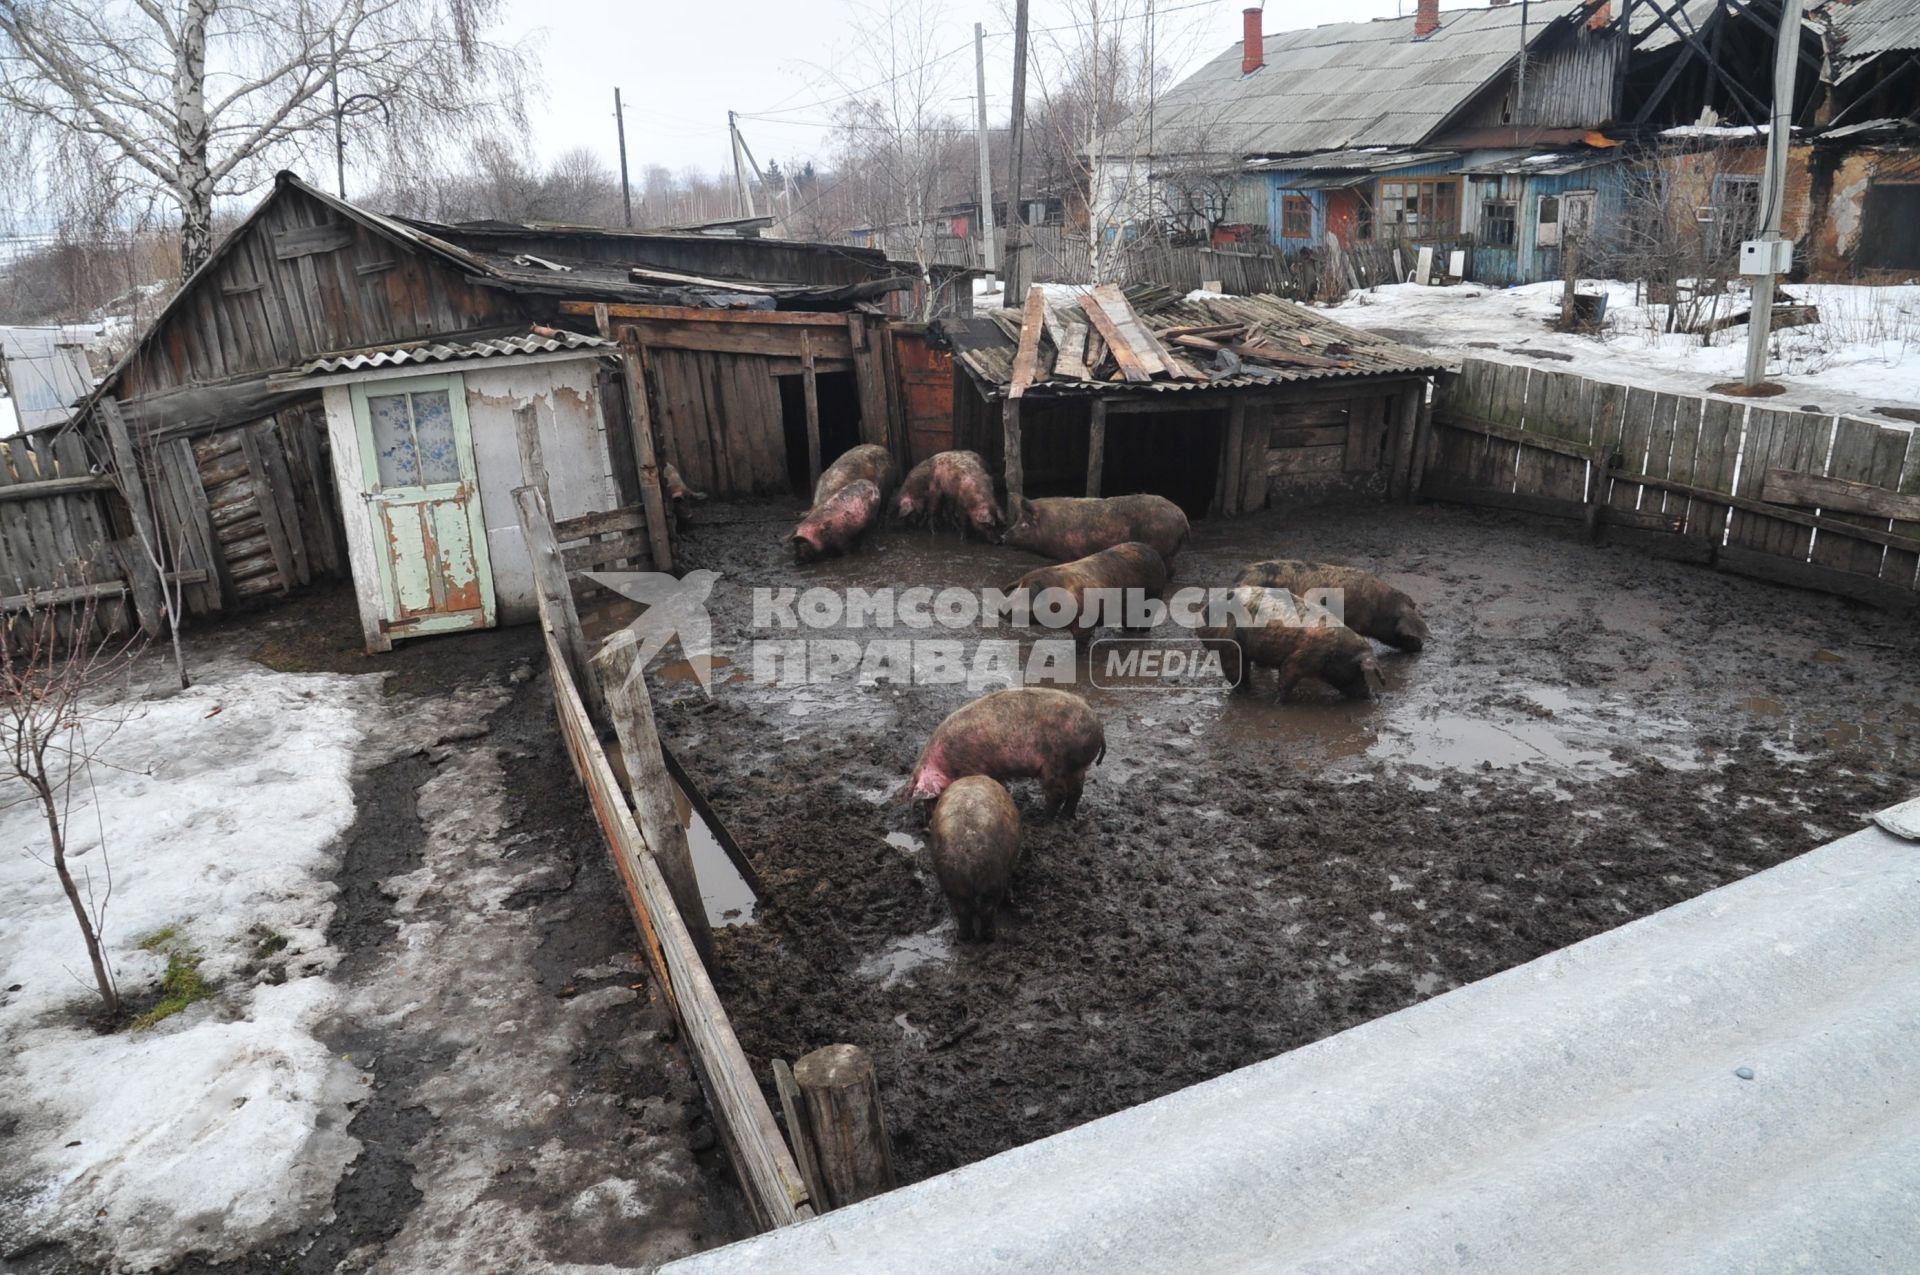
[1234,559,1431,652]
[1002,493,1190,567]
[789,478,884,563]
[901,688,1106,818]
[1006,541,1170,645]
[894,450,1004,540]
[928,776,1023,941]
[1198,586,1383,701]
[814,443,899,507]
[662,462,705,530]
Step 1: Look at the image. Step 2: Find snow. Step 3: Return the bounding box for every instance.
[0,392,16,438]
[0,660,385,1269]
[1329,281,1920,421]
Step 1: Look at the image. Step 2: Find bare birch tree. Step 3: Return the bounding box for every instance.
[0,0,533,274]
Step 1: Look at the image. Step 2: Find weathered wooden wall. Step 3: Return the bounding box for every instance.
[0,433,132,640]
[1427,358,1920,609]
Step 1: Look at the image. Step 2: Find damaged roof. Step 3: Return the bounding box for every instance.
[1131,1,1590,158]
[295,328,616,377]
[1823,0,1920,82]
[946,289,1446,398]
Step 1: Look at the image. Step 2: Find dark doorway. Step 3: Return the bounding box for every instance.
[1019,399,1091,499]
[1860,185,1920,271]
[779,371,864,495]
[1099,410,1226,518]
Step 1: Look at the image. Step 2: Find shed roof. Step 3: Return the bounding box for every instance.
[1133,1,1591,159]
[295,327,615,377]
[1823,0,1920,82]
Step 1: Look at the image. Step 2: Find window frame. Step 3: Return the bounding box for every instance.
[1375,177,1461,239]
[1280,193,1315,240]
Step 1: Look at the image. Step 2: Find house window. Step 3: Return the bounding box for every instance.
[1281,194,1314,239]
[1377,178,1459,237]
[1859,184,1920,269]
[1710,175,1761,255]
[1483,199,1517,248]
[1536,190,1596,248]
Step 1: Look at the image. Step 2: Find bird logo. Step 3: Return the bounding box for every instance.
[583,569,722,696]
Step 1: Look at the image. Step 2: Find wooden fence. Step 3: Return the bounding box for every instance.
[513,485,816,1230]
[0,430,136,640]
[1424,359,1920,610]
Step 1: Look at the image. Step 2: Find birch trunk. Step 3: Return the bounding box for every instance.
[174,0,216,274]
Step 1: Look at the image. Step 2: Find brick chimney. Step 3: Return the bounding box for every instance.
[1415,0,1440,39]
[1587,0,1612,27]
[1242,7,1265,75]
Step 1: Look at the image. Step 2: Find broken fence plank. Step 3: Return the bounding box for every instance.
[1762,466,1920,523]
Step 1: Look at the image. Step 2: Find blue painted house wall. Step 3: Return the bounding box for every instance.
[1464,161,1631,286]
[1262,158,1466,256]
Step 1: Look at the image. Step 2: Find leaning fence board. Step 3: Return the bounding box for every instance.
[1813,419,1901,580]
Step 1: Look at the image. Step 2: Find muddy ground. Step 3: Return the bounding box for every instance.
[656,496,1920,1187]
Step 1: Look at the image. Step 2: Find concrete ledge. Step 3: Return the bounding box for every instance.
[666,819,1920,1274]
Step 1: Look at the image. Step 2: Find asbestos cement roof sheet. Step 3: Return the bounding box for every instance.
[1131,1,1589,158]
[1826,0,1920,82]
[664,811,1920,1275]
[297,328,614,376]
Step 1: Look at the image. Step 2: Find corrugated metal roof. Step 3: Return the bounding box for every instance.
[1129,2,1588,158]
[949,292,1446,395]
[1242,149,1459,174]
[297,329,615,376]
[1464,149,1625,176]
[1633,0,1724,53]
[1826,0,1920,82]
[665,813,1920,1275]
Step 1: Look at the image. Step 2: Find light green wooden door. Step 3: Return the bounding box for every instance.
[351,374,496,639]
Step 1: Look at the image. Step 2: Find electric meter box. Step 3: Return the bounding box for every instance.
[1740,239,1794,276]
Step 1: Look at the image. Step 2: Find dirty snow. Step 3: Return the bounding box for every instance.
[0,658,384,1270]
[1330,281,1920,421]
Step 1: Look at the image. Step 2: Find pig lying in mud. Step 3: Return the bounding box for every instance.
[1002,493,1189,567]
[902,688,1106,818]
[815,443,898,507]
[1235,560,1430,652]
[790,478,884,563]
[1006,542,1170,645]
[894,450,1004,539]
[929,776,1022,941]
[662,462,705,530]
[1198,586,1384,700]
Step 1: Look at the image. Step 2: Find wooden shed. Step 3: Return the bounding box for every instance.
[943,288,1448,517]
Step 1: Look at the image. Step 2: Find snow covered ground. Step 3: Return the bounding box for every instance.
[1327,281,1920,422]
[0,658,386,1270]
[0,391,17,438]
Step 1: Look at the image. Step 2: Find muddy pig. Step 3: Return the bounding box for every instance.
[1007,541,1170,644]
[662,462,706,530]
[928,776,1022,941]
[790,478,883,563]
[1002,493,1189,566]
[902,687,1106,818]
[895,450,1004,539]
[1198,586,1383,700]
[1235,559,1430,652]
[814,443,899,507]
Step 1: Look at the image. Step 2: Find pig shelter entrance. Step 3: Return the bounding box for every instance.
[780,371,864,495]
[1100,409,1227,518]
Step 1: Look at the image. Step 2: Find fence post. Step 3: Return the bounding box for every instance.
[98,398,165,638]
[793,1043,896,1209]
[512,485,602,718]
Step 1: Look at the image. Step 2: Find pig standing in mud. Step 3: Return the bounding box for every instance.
[1002,493,1189,567]
[1234,560,1430,652]
[662,462,705,530]
[1007,542,1170,645]
[894,450,1004,540]
[1198,586,1383,700]
[928,776,1023,941]
[814,443,898,507]
[903,688,1106,818]
[790,478,884,563]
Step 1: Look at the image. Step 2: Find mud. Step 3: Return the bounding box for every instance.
[657,496,1919,1185]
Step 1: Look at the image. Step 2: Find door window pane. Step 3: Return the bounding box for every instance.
[409,391,461,485]
[368,394,420,488]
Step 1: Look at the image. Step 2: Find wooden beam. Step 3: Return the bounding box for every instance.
[596,304,675,573]
[1009,285,1049,400]
[98,397,167,638]
[237,426,296,596]
[1076,292,1152,383]
[1435,409,1609,465]
[1090,284,1167,377]
[802,329,823,487]
[1388,385,1423,503]
[1762,467,1920,522]
[1221,399,1247,515]
[514,404,550,505]
[594,320,852,361]
[0,474,117,503]
[561,300,852,327]
[773,1059,829,1214]
[1043,305,1090,382]
[1003,397,1024,500]
[513,484,598,711]
[792,1044,896,1210]
[1085,398,1106,498]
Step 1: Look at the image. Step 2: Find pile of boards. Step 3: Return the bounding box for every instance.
[999,284,1364,399]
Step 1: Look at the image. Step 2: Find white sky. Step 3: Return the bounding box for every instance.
[493,0,1408,181]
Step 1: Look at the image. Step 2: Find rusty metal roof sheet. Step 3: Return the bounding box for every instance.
[948,292,1446,397]
[1129,2,1589,158]
[1825,0,1920,82]
[297,329,615,376]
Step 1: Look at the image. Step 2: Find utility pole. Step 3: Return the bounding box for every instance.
[973,22,1000,281]
[1743,0,1807,389]
[1004,0,1031,299]
[614,88,634,228]
[729,111,757,221]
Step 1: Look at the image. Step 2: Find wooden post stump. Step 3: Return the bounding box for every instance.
[793,1043,896,1209]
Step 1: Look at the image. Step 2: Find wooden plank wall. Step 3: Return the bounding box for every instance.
[0,434,132,639]
[1250,382,1417,512]
[1428,358,1920,609]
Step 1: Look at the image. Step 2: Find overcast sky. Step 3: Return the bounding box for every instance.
[492,0,1409,181]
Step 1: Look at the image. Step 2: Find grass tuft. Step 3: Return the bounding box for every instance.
[129,928,212,1030]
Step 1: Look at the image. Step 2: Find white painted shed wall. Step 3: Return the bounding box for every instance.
[668,813,1920,1275]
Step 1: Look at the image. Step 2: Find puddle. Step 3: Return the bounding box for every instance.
[656,653,739,688]
[856,927,954,989]
[671,783,757,928]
